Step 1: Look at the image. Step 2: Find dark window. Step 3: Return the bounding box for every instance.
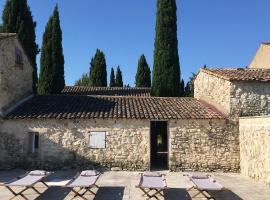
[15,47,23,68]
[28,132,39,154]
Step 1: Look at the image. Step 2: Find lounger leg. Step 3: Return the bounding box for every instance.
[187,186,194,192]
[150,189,163,200]
[191,190,203,198]
[30,186,41,194]
[41,181,49,188]
[70,188,88,200]
[6,186,29,200]
[201,190,216,200]
[85,187,96,195]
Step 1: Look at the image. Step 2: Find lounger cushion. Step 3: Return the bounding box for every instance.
[139,175,166,189]
[143,172,161,177]
[80,170,99,176]
[67,175,99,187]
[191,178,223,190]
[7,175,44,186]
[190,173,209,179]
[29,170,47,176]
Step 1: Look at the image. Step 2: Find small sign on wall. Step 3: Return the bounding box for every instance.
[89,131,106,149]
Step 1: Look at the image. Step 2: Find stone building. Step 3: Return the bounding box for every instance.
[0,33,269,186]
[249,43,270,69]
[194,68,270,117]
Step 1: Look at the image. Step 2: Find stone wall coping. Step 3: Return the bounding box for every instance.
[239,115,270,119]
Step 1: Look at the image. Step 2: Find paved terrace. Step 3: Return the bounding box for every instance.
[0,170,269,200]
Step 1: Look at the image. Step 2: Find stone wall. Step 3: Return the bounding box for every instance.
[0,119,150,170]
[194,70,231,115]
[0,118,239,172]
[170,119,239,172]
[239,116,270,187]
[195,70,270,118]
[0,36,33,114]
[230,81,270,117]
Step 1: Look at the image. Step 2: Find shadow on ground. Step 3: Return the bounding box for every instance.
[0,169,26,183]
[35,187,71,200]
[164,188,192,200]
[208,190,243,200]
[94,187,125,200]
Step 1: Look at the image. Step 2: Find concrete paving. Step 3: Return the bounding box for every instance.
[0,170,269,200]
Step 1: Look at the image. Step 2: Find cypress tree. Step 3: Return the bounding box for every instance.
[109,67,116,87]
[38,5,65,94]
[135,54,151,87]
[184,82,191,97]
[115,66,123,87]
[75,73,90,86]
[186,73,196,97]
[151,0,181,97]
[180,79,185,96]
[2,0,38,93]
[89,49,107,87]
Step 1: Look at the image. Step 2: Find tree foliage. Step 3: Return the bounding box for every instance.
[135,54,151,87]
[89,49,107,87]
[185,73,196,97]
[180,79,185,97]
[115,66,123,87]
[75,73,90,86]
[38,5,65,94]
[109,67,116,87]
[151,0,181,97]
[2,0,38,93]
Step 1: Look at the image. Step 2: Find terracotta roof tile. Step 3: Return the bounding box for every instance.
[202,68,270,82]
[62,86,151,96]
[5,95,224,120]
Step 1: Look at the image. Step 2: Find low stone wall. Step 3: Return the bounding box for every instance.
[0,119,150,170]
[170,119,239,172]
[239,116,270,187]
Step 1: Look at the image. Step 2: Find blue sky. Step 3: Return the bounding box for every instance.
[1,0,270,86]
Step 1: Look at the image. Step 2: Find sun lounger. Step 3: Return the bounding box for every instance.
[64,170,101,200]
[136,172,168,200]
[184,173,224,200]
[0,170,51,200]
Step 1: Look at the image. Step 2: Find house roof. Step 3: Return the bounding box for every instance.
[62,86,151,96]
[201,68,270,82]
[5,95,224,120]
[0,33,17,41]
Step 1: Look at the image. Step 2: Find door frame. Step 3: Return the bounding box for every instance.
[149,120,169,171]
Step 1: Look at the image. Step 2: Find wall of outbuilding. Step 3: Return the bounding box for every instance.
[169,119,239,172]
[0,37,33,115]
[194,70,270,118]
[239,116,270,187]
[230,81,270,117]
[0,118,239,172]
[194,70,231,115]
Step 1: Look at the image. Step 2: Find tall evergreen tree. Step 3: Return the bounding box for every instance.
[38,5,65,94]
[180,79,185,96]
[151,0,181,97]
[75,73,90,86]
[185,73,196,97]
[115,66,123,87]
[135,54,151,87]
[109,67,116,87]
[2,0,38,93]
[89,49,107,87]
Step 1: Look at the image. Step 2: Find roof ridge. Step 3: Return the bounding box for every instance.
[34,94,194,99]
